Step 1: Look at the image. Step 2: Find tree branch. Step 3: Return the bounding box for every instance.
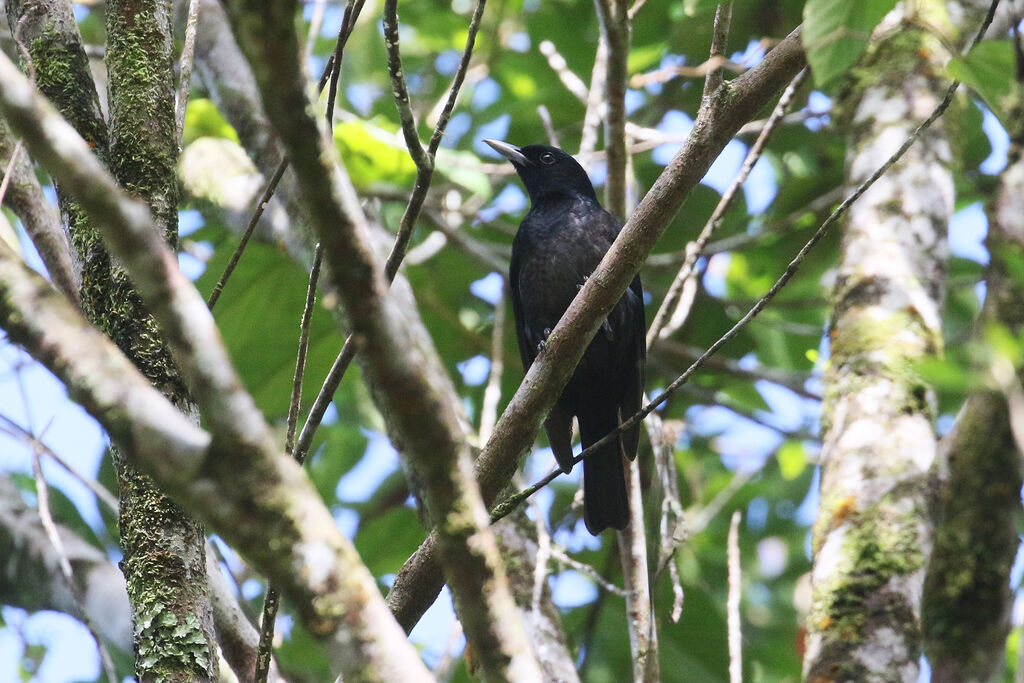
[386,24,807,631]
[0,50,430,682]
[220,3,541,679]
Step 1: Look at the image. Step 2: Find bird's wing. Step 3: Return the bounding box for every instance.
[619,274,646,461]
[511,237,576,471]
[509,247,536,371]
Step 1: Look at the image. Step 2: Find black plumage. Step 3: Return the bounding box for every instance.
[485,139,646,534]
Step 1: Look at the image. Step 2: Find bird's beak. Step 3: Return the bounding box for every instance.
[484,139,531,166]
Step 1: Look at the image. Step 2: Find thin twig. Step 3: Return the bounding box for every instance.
[0,140,22,208]
[0,414,119,514]
[549,545,628,597]
[479,283,507,443]
[594,0,631,219]
[648,410,684,618]
[254,245,322,683]
[207,0,366,310]
[647,67,808,346]
[292,0,487,462]
[175,0,200,145]
[30,434,118,683]
[579,36,608,157]
[701,3,733,111]
[382,0,431,171]
[619,455,659,682]
[538,40,589,101]
[206,160,288,310]
[490,66,964,524]
[537,105,559,147]
[382,0,487,280]
[630,55,745,88]
[304,0,328,61]
[325,0,366,126]
[727,510,742,683]
[286,245,322,456]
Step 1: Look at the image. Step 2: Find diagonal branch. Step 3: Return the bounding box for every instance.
[220,2,541,679]
[0,50,430,682]
[387,24,808,631]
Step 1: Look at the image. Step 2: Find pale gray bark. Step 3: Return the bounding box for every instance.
[0,51,431,681]
[387,25,808,631]
[803,28,952,682]
[220,3,542,679]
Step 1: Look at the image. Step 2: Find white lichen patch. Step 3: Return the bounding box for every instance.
[299,540,337,591]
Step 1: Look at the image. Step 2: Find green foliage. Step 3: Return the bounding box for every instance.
[802,0,900,86]
[182,98,240,147]
[948,41,1024,133]
[7,0,1024,680]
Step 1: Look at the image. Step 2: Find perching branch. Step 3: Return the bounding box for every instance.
[387,24,808,631]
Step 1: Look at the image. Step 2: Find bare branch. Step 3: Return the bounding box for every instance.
[221,3,541,679]
[0,474,132,654]
[594,0,631,218]
[382,0,487,280]
[387,26,808,630]
[618,457,660,682]
[0,123,79,304]
[701,3,733,110]
[647,66,808,345]
[0,51,430,681]
[175,0,200,144]
[727,510,742,683]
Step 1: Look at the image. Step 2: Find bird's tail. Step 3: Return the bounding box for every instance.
[579,412,629,534]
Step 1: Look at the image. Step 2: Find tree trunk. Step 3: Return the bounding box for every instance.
[804,18,952,681]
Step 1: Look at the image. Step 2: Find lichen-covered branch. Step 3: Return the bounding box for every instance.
[923,116,1024,683]
[0,219,430,683]
[803,22,953,682]
[220,3,541,680]
[0,49,431,681]
[104,2,219,679]
[0,117,78,302]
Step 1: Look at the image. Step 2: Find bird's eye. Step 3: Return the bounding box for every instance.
[540,152,556,165]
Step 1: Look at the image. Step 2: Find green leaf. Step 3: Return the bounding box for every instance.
[803,0,899,86]
[947,41,1022,131]
[194,229,343,419]
[628,41,668,73]
[333,120,417,190]
[182,99,240,147]
[777,441,807,480]
[435,147,492,196]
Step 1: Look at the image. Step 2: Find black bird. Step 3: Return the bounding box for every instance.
[485,139,646,534]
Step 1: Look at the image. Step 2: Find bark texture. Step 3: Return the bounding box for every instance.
[106,1,217,679]
[923,136,1024,683]
[804,22,952,683]
[6,1,218,679]
[221,3,544,679]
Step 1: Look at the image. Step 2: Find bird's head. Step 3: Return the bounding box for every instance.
[484,140,597,204]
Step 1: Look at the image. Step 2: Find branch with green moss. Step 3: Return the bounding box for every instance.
[0,49,432,681]
[923,124,1024,683]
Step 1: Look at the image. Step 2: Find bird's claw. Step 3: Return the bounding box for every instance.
[537,327,553,353]
[576,274,589,290]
